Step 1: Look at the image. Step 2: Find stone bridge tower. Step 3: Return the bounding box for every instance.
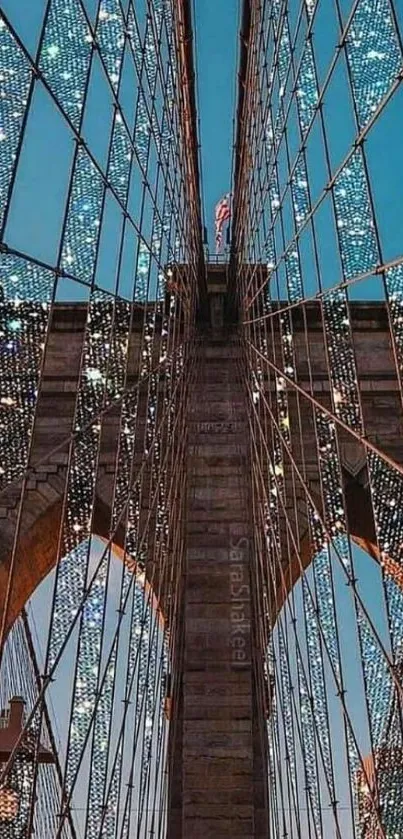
[1,268,402,836]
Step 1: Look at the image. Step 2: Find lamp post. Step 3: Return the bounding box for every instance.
[0,696,55,834]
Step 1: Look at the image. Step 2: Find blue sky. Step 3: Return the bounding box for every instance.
[2,3,403,835]
[193,0,239,248]
[2,0,403,291]
[0,0,239,285]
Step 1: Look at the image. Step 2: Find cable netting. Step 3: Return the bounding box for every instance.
[233,0,403,835]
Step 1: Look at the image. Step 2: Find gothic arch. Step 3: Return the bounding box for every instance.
[0,491,164,645]
[271,472,391,621]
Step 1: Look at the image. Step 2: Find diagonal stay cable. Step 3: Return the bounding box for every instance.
[0,331,193,503]
[53,386,191,837]
[247,337,403,481]
[248,443,381,837]
[242,254,403,325]
[244,381,389,836]
[245,364,402,699]
[0,345,193,786]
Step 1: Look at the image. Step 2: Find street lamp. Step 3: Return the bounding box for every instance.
[0,696,54,828]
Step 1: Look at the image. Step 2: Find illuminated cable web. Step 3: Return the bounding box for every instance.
[1,0,403,836]
[0,0,201,836]
[232,0,403,836]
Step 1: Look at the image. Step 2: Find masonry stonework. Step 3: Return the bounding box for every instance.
[0,300,402,836]
[167,332,268,837]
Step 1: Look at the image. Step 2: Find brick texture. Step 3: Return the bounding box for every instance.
[0,300,402,836]
[168,330,268,838]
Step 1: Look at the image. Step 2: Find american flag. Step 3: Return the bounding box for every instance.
[215,194,231,252]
